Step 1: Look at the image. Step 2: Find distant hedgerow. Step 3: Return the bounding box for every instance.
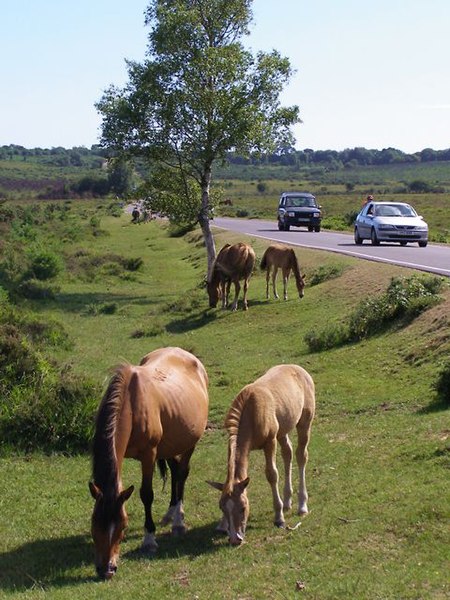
[305,275,445,352]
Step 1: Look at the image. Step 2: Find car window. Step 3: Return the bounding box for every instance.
[375,205,402,217]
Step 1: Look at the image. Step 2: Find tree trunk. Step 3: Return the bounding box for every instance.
[199,169,216,281]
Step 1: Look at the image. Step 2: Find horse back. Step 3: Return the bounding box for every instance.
[231,365,315,445]
[124,348,209,459]
[216,242,255,279]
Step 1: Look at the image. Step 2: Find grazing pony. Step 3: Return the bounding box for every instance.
[89,347,209,579]
[260,244,305,300]
[207,242,256,311]
[208,364,315,545]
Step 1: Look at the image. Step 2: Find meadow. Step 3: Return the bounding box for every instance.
[0,201,449,599]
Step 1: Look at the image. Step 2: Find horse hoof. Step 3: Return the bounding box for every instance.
[274,520,285,528]
[298,507,309,516]
[141,543,158,554]
[172,525,186,536]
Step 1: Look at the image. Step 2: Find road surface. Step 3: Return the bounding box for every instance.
[212,217,450,278]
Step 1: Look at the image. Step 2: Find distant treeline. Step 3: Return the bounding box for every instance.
[227,146,450,169]
[1,143,450,169]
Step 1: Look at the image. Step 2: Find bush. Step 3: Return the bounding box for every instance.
[0,305,99,454]
[16,278,59,300]
[309,264,345,286]
[27,249,62,280]
[305,275,444,352]
[434,362,450,408]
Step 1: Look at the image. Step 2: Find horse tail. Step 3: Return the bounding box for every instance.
[260,248,268,271]
[157,459,168,490]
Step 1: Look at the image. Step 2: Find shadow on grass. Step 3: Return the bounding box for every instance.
[0,534,95,590]
[125,521,224,563]
[54,291,159,313]
[165,300,268,333]
[0,523,222,591]
[417,395,450,414]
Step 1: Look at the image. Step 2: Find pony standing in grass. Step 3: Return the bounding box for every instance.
[260,243,305,300]
[89,347,209,579]
[207,242,256,310]
[209,364,315,545]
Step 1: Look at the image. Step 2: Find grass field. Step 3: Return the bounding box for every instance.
[1,206,449,599]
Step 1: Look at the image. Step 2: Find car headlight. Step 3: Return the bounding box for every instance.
[287,212,295,217]
[414,227,428,232]
[312,212,320,218]
[377,224,395,230]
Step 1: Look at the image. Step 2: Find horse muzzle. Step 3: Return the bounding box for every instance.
[97,561,118,580]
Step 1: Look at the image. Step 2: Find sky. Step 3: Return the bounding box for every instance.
[1,0,449,153]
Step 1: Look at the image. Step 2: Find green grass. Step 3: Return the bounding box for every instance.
[0,205,449,598]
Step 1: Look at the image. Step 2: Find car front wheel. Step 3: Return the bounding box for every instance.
[354,227,363,245]
[418,241,428,248]
[371,228,380,246]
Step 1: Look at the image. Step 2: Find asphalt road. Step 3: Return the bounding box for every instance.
[212,217,450,278]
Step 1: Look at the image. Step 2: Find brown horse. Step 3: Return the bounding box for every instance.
[208,364,315,545]
[260,243,305,300]
[207,242,256,311]
[89,347,209,579]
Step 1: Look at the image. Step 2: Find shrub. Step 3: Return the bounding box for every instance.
[305,275,444,352]
[16,278,59,300]
[27,249,62,280]
[434,362,450,408]
[309,264,345,286]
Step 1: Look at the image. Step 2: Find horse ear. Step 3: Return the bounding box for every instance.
[89,481,102,500]
[237,477,250,492]
[207,480,224,492]
[119,485,134,504]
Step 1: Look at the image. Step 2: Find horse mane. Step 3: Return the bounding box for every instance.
[223,388,251,494]
[289,249,304,291]
[92,363,132,496]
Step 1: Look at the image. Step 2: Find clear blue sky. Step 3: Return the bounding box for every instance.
[1,0,449,153]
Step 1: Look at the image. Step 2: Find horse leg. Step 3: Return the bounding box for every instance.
[140,453,158,552]
[265,267,270,299]
[160,458,179,527]
[222,280,230,309]
[272,267,279,299]
[278,434,293,511]
[231,280,241,311]
[296,415,313,515]
[282,267,290,301]
[242,277,250,311]
[263,438,284,527]
[169,447,195,535]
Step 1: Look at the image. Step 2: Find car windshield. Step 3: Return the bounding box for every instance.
[286,197,316,208]
[374,204,416,218]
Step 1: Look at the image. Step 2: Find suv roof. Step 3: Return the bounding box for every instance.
[280,192,315,198]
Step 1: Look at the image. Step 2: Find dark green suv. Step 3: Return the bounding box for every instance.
[277,192,322,232]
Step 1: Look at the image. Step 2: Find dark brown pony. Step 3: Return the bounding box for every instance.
[89,347,209,579]
[207,242,256,311]
[208,364,315,545]
[260,243,305,300]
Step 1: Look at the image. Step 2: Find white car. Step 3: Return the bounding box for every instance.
[354,201,428,247]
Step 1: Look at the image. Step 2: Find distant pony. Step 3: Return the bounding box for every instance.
[260,243,305,300]
[207,242,256,311]
[208,364,315,545]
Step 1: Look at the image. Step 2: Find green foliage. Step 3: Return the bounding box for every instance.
[0,302,97,453]
[434,361,450,407]
[308,263,345,286]
[16,278,60,300]
[305,275,444,351]
[26,249,63,280]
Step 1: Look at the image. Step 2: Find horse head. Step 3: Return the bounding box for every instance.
[89,482,134,579]
[208,478,250,545]
[207,278,220,308]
